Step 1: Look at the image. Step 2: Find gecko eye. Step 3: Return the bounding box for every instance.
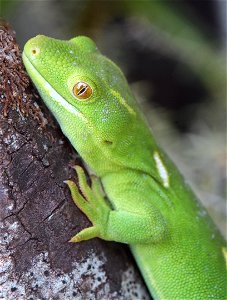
[73,81,93,100]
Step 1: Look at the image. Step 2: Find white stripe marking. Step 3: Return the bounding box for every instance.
[43,81,87,122]
[153,152,169,188]
[23,53,87,122]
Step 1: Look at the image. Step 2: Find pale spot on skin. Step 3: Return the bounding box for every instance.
[153,152,169,188]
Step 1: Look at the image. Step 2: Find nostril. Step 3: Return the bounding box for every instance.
[31,47,40,56]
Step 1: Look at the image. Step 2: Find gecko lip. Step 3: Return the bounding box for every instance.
[22,52,88,122]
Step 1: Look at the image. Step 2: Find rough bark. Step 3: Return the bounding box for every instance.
[0,20,150,300]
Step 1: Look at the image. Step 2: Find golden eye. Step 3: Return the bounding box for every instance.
[73,81,93,100]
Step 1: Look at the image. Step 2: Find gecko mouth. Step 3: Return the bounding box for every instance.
[22,52,88,123]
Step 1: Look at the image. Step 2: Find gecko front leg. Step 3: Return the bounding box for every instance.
[66,166,167,245]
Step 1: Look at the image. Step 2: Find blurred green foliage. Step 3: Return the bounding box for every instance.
[0,0,19,16]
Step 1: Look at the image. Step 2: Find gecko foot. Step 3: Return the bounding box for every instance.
[65,165,111,242]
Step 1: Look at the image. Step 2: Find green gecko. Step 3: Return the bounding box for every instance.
[22,35,226,299]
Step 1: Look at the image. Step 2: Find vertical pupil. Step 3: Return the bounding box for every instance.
[78,85,87,95]
[73,81,92,99]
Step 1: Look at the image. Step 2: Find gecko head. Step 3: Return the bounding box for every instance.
[23,35,148,173]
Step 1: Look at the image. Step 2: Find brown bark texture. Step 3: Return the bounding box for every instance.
[0,20,150,300]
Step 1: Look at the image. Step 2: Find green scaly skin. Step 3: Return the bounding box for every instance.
[22,35,226,299]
